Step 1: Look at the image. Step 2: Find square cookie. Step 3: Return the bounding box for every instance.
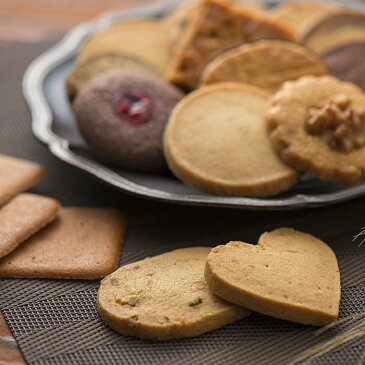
[0,193,60,259]
[0,154,45,206]
[0,207,127,279]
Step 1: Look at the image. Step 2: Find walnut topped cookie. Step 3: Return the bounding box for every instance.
[265,75,365,184]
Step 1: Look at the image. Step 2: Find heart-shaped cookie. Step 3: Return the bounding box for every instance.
[205,228,340,326]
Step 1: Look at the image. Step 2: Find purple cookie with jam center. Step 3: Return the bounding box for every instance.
[73,70,184,172]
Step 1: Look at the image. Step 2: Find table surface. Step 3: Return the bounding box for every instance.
[0,2,156,363]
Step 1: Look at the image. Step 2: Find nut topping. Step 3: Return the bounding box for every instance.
[305,95,365,152]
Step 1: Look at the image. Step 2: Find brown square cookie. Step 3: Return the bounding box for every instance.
[0,154,45,206]
[0,193,60,259]
[0,207,127,279]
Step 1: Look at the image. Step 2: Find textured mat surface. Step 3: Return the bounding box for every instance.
[1,39,365,365]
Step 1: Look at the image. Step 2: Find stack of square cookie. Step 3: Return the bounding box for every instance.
[0,154,127,280]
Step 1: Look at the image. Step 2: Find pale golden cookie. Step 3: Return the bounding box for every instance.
[200,40,327,92]
[66,53,158,102]
[0,154,45,207]
[299,9,365,53]
[205,228,341,326]
[164,83,298,197]
[265,75,365,184]
[0,208,127,279]
[269,1,337,33]
[0,194,60,259]
[166,0,294,90]
[77,20,170,74]
[97,247,250,341]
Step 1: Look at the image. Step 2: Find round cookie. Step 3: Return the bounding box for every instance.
[322,41,365,91]
[299,9,365,53]
[73,70,183,172]
[265,75,365,184]
[200,40,328,93]
[77,19,170,74]
[66,53,158,102]
[97,247,250,340]
[164,83,298,197]
[205,228,340,326]
[269,1,337,33]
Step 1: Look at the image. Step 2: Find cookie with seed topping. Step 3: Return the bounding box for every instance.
[97,247,250,340]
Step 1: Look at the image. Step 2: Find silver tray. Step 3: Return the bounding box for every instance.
[23,0,365,210]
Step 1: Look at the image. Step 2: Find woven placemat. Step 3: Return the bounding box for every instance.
[1,39,365,365]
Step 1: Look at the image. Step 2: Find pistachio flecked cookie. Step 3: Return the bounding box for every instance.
[269,1,337,34]
[66,53,158,102]
[77,19,170,74]
[200,40,327,92]
[166,0,294,90]
[205,228,341,326]
[265,75,365,184]
[97,247,250,341]
[164,83,298,197]
[299,9,365,53]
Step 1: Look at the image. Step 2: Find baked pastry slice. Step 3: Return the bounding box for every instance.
[166,0,295,90]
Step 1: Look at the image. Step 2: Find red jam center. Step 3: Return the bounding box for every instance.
[113,90,154,126]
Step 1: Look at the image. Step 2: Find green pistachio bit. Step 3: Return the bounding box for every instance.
[125,285,141,295]
[110,278,120,286]
[117,298,129,305]
[188,296,202,307]
[128,296,138,306]
[201,311,214,318]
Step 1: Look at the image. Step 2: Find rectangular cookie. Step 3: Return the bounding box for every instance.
[166,0,294,90]
[0,193,60,259]
[0,154,45,206]
[0,207,127,280]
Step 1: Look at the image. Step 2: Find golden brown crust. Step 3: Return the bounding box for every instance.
[98,247,250,341]
[205,228,341,326]
[164,83,298,197]
[265,75,365,184]
[200,39,328,92]
[0,194,60,259]
[166,0,295,91]
[0,154,45,207]
[0,208,127,279]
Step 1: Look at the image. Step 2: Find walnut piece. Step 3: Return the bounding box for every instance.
[306,95,365,152]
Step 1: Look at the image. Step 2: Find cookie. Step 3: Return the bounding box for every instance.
[166,0,295,90]
[164,0,265,50]
[0,193,60,259]
[200,40,327,92]
[66,53,158,102]
[322,41,365,91]
[299,9,365,53]
[269,1,337,33]
[265,75,365,184]
[73,70,183,172]
[205,228,341,326]
[77,19,170,75]
[164,83,298,197]
[97,247,250,340]
[0,208,127,279]
[0,154,45,207]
